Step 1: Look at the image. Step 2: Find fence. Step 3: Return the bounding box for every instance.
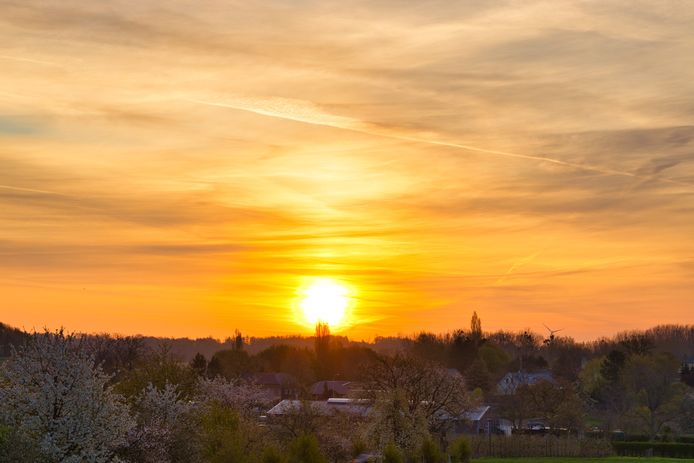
[468,435,614,458]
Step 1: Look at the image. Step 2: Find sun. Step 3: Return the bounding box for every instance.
[298,278,351,327]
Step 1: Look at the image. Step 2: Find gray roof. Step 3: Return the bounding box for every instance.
[497,370,554,394]
[267,399,372,417]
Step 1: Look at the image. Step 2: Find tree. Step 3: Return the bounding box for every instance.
[466,358,491,392]
[126,383,197,463]
[197,402,247,463]
[592,349,629,430]
[367,389,429,455]
[382,442,405,463]
[196,377,275,419]
[362,353,474,447]
[0,329,134,462]
[517,380,585,430]
[262,445,286,463]
[234,329,245,351]
[470,311,482,345]
[478,343,510,376]
[116,345,198,399]
[314,322,332,379]
[449,436,471,463]
[619,334,655,356]
[622,353,686,439]
[287,433,327,463]
[419,436,444,463]
[207,348,252,380]
[190,352,208,377]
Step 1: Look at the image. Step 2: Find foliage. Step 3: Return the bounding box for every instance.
[191,352,208,376]
[0,322,29,357]
[621,353,685,438]
[196,376,274,418]
[362,352,474,440]
[366,388,430,455]
[0,329,134,463]
[382,442,404,463]
[466,357,491,391]
[449,436,472,463]
[287,433,327,463]
[419,436,444,463]
[207,348,253,379]
[262,445,286,463]
[116,345,198,399]
[478,343,510,376]
[124,382,197,463]
[0,424,40,462]
[613,441,694,458]
[197,402,246,463]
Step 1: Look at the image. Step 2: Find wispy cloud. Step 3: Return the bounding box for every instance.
[0,0,693,339]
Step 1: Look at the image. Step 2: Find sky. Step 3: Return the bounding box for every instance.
[1,0,693,341]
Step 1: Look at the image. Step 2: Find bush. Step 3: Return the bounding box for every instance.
[288,434,327,463]
[262,446,286,463]
[419,437,444,463]
[449,436,472,463]
[613,441,694,459]
[382,442,404,463]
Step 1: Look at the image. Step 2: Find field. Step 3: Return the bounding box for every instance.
[478,458,691,463]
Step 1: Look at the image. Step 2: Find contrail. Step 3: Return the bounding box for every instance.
[0,184,68,196]
[185,96,693,188]
[0,55,60,67]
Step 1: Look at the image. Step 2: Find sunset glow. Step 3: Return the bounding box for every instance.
[0,0,693,340]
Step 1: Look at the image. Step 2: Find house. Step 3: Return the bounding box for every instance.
[309,380,358,399]
[496,370,554,395]
[247,372,299,402]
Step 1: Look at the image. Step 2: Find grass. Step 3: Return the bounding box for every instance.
[478,458,690,463]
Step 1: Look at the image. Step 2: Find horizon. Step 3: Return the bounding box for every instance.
[2,1,694,340]
[3,319,691,346]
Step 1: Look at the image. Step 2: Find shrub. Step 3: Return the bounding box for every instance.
[613,441,694,459]
[382,442,404,463]
[419,437,444,463]
[449,436,472,463]
[288,433,328,463]
[262,445,286,463]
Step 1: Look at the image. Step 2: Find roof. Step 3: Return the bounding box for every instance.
[309,380,353,396]
[462,405,491,422]
[434,405,491,421]
[497,370,554,394]
[267,399,372,417]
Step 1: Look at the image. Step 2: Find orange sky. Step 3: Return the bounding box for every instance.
[1,0,693,341]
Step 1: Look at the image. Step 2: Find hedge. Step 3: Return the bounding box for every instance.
[613,441,694,459]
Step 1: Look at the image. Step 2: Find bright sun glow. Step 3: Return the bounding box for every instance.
[299,278,350,327]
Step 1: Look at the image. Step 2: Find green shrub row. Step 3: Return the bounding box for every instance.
[613,441,694,459]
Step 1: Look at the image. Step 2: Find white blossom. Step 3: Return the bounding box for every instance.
[0,329,134,463]
[127,382,196,463]
[195,377,274,417]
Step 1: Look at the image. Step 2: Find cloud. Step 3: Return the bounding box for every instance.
[1,0,693,339]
